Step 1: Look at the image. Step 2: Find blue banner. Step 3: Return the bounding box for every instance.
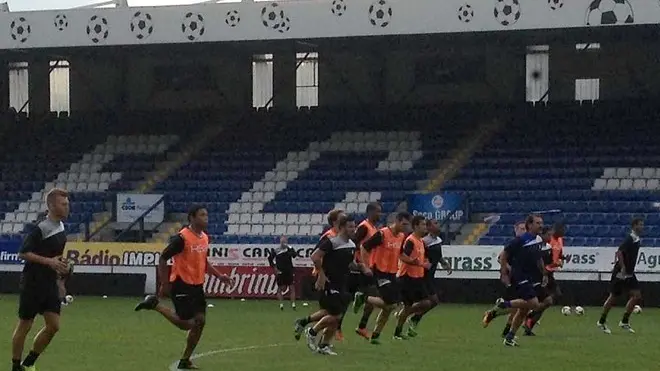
[407,192,467,222]
[0,241,22,264]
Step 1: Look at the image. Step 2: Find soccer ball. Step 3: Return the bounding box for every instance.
[494,0,521,26]
[261,3,286,30]
[633,305,642,314]
[561,306,572,315]
[368,0,392,28]
[54,14,68,31]
[130,12,154,40]
[331,0,347,16]
[86,15,109,44]
[574,306,585,315]
[585,0,634,25]
[181,12,205,41]
[10,17,31,43]
[458,4,474,23]
[548,0,563,10]
[225,10,240,27]
[278,16,291,33]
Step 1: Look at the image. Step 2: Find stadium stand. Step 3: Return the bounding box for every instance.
[162,106,480,244]
[449,102,660,247]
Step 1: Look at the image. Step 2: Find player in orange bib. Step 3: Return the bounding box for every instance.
[354,211,411,344]
[393,215,434,339]
[134,205,232,370]
[351,202,382,339]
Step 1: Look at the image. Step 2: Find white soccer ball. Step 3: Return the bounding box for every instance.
[574,306,585,315]
[65,295,74,304]
[561,306,572,315]
[633,305,642,314]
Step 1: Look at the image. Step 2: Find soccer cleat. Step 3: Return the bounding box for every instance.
[291,303,296,311]
[134,295,159,311]
[335,330,344,341]
[317,345,338,356]
[618,322,635,333]
[406,317,418,337]
[279,304,284,311]
[293,320,305,340]
[352,292,365,314]
[503,338,519,347]
[369,337,382,345]
[176,359,199,370]
[355,327,370,339]
[597,321,612,334]
[304,328,318,352]
[406,327,418,338]
[482,310,496,328]
[393,334,408,340]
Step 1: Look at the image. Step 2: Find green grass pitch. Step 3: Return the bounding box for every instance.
[0,296,657,371]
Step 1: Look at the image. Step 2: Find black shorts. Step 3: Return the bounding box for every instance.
[171,279,207,321]
[18,283,61,320]
[319,286,350,316]
[609,273,640,296]
[276,270,294,287]
[502,284,517,300]
[399,276,428,306]
[423,268,438,296]
[347,272,375,295]
[372,270,400,305]
[534,284,548,301]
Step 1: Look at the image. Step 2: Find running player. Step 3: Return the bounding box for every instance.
[495,220,526,337]
[482,214,546,346]
[407,218,452,336]
[524,223,564,335]
[350,202,381,339]
[393,215,433,339]
[12,189,71,371]
[294,209,346,341]
[302,214,360,355]
[597,217,643,334]
[354,211,412,344]
[134,205,232,370]
[268,235,298,311]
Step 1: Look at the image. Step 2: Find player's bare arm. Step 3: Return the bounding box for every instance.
[311,248,327,290]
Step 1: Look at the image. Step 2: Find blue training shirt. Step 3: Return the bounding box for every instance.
[503,232,544,284]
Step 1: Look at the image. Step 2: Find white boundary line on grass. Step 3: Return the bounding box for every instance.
[168,343,288,371]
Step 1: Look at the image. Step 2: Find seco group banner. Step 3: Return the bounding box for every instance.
[407,192,467,222]
[116,193,165,223]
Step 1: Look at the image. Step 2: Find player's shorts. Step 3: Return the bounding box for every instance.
[423,267,438,296]
[609,273,640,296]
[319,286,351,316]
[534,284,548,301]
[513,280,537,301]
[502,284,517,300]
[347,272,374,295]
[171,279,207,321]
[371,270,400,305]
[399,276,429,306]
[18,282,61,320]
[276,270,294,287]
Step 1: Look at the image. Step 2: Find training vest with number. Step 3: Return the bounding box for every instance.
[169,228,209,286]
[398,234,426,278]
[371,227,405,274]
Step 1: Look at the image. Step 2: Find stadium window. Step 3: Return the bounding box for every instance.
[575,78,600,102]
[49,60,70,113]
[9,61,29,114]
[525,45,549,103]
[296,52,318,107]
[252,54,273,108]
[575,43,601,50]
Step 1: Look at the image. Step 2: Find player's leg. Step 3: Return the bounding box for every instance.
[523,285,549,336]
[276,273,286,310]
[305,290,343,353]
[288,280,297,310]
[13,288,38,371]
[598,275,621,334]
[23,311,60,370]
[394,279,415,339]
[409,273,439,330]
[619,278,641,333]
[370,277,399,344]
[503,285,539,346]
[176,287,208,370]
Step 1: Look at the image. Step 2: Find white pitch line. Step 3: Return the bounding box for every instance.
[168,343,288,371]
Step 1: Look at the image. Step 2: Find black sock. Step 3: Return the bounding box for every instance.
[12,359,21,371]
[411,314,422,324]
[308,328,317,336]
[177,359,190,367]
[299,316,311,326]
[502,323,511,337]
[394,325,403,336]
[22,351,39,367]
[526,310,536,319]
[599,313,607,324]
[622,312,631,324]
[358,312,370,329]
[371,331,380,340]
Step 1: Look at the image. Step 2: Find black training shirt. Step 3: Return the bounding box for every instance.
[20,218,67,287]
[613,232,641,275]
[316,235,356,289]
[268,244,297,272]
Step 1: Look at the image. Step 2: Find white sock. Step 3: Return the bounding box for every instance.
[292,302,296,307]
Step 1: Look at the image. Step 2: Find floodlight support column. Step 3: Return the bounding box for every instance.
[27,58,51,116]
[272,51,297,109]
